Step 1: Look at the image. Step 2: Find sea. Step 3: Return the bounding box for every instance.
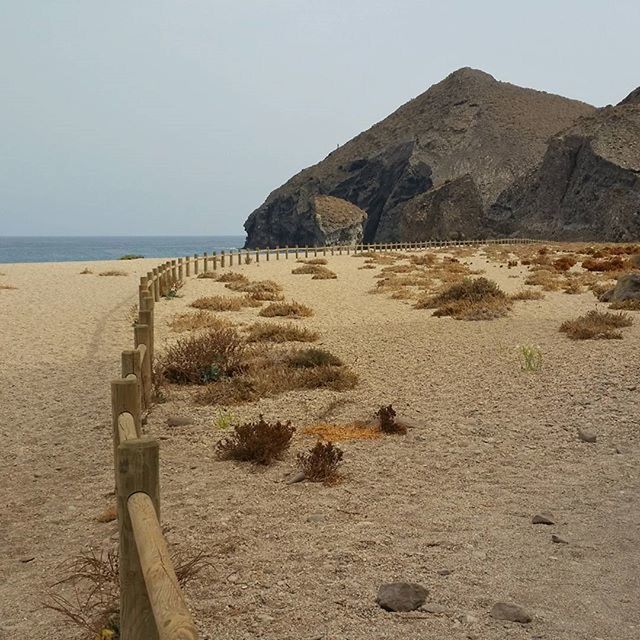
[0,236,246,264]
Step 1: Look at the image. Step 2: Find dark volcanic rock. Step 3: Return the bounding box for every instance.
[491,95,640,242]
[376,582,428,612]
[244,68,593,247]
[604,273,640,303]
[490,602,532,624]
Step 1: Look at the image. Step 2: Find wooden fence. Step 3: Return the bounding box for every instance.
[108,236,537,638]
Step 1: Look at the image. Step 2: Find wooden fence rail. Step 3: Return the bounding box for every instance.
[107,236,539,637]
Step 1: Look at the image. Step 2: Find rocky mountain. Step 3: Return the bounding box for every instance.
[490,89,640,241]
[244,68,595,247]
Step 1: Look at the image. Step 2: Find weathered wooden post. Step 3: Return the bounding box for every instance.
[256,249,260,263]
[118,436,160,640]
[220,250,226,269]
[121,349,144,419]
[177,259,183,281]
[111,377,142,485]
[285,246,289,260]
[151,268,160,302]
[203,253,208,273]
[295,246,299,259]
[304,246,308,258]
[193,254,199,275]
[134,324,152,409]
[266,249,270,262]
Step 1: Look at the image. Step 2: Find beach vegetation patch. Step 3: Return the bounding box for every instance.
[560,310,633,340]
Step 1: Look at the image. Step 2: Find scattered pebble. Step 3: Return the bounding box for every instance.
[376,582,428,612]
[285,470,305,485]
[422,603,448,614]
[490,602,532,624]
[19,557,35,564]
[166,415,193,427]
[437,568,452,576]
[551,534,568,544]
[578,428,597,443]
[532,512,555,525]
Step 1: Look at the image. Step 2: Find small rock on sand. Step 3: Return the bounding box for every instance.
[531,512,555,525]
[578,428,597,443]
[490,602,532,623]
[167,415,193,427]
[376,582,428,612]
[551,534,568,544]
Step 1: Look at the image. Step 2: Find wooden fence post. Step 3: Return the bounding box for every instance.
[111,377,142,486]
[266,249,270,262]
[185,256,190,278]
[203,253,208,273]
[221,251,226,268]
[178,259,184,280]
[304,247,308,258]
[134,324,152,408]
[118,436,160,640]
[121,350,144,419]
[285,246,289,260]
[213,252,218,271]
[151,269,160,302]
[295,246,299,259]
[171,260,178,282]
[256,249,260,263]
[194,254,199,275]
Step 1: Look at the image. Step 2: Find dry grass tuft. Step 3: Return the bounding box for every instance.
[410,253,437,266]
[510,288,545,301]
[553,256,578,272]
[560,310,633,340]
[298,257,328,265]
[292,264,338,279]
[217,272,249,283]
[245,322,319,343]
[416,277,511,320]
[196,271,218,279]
[358,263,377,270]
[242,280,284,301]
[79,267,93,275]
[0,283,17,290]
[287,348,343,368]
[525,269,563,291]
[158,327,246,384]
[191,295,262,311]
[215,416,295,465]
[609,298,640,310]
[297,441,344,484]
[98,270,127,277]
[169,310,233,332]
[302,422,381,442]
[259,300,313,318]
[582,256,630,272]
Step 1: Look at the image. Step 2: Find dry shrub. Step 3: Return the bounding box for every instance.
[243,280,284,301]
[215,416,294,464]
[609,299,640,310]
[298,257,328,265]
[560,310,633,340]
[217,272,249,283]
[98,270,127,277]
[591,282,614,298]
[169,310,232,332]
[553,256,578,272]
[79,267,93,275]
[297,441,343,483]
[158,327,246,384]
[303,422,381,442]
[288,348,342,368]
[245,322,319,343]
[510,288,544,301]
[359,263,377,270]
[0,283,17,290]
[525,269,563,291]
[410,253,437,266]
[44,548,209,638]
[312,267,337,280]
[292,264,337,279]
[376,405,406,434]
[196,364,357,405]
[582,256,630,272]
[259,300,313,318]
[191,295,261,311]
[563,278,584,295]
[196,271,217,279]
[416,277,511,320]
[382,264,419,274]
[391,289,417,300]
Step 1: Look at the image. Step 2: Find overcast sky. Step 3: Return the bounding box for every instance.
[1,1,638,236]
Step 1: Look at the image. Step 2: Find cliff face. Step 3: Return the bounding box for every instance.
[244,68,594,247]
[490,95,640,241]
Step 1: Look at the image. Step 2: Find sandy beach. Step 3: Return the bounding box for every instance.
[2,249,640,640]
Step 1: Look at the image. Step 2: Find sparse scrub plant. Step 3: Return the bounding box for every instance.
[560,310,633,340]
[98,270,127,277]
[169,310,233,332]
[518,344,543,372]
[245,322,319,343]
[609,298,640,310]
[259,300,313,318]
[375,405,407,434]
[215,416,295,465]
[297,441,343,484]
[191,295,261,311]
[287,348,343,368]
[510,288,544,301]
[79,267,93,274]
[158,327,246,384]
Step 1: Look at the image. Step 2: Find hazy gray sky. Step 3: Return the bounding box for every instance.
[1,1,638,236]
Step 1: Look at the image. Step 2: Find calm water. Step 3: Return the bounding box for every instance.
[0,236,246,264]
